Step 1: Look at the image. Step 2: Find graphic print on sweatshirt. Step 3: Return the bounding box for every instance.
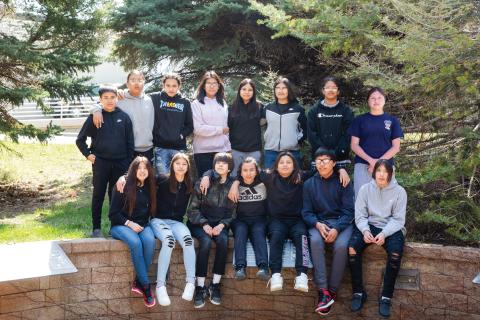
[238,183,267,203]
[159,100,185,112]
[317,113,343,119]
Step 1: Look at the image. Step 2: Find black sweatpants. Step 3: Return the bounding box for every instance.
[91,157,130,229]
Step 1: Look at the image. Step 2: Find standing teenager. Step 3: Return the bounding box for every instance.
[228,79,263,174]
[109,156,157,308]
[308,76,353,184]
[348,87,403,196]
[348,160,407,318]
[77,86,134,237]
[262,77,307,168]
[192,71,231,176]
[150,73,193,175]
[92,71,154,160]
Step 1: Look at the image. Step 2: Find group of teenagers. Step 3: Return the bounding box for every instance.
[76,69,407,318]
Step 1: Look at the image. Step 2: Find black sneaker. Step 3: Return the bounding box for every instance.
[193,286,207,308]
[256,264,270,281]
[91,228,103,238]
[208,283,221,305]
[351,292,367,312]
[379,297,392,318]
[235,266,246,281]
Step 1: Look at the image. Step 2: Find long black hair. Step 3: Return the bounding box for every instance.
[195,70,225,105]
[231,78,261,118]
[273,77,298,103]
[123,156,157,217]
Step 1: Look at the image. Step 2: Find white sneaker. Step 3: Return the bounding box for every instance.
[268,273,283,292]
[182,282,195,301]
[155,285,171,306]
[294,272,309,292]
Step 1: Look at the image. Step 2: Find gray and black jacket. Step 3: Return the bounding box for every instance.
[262,101,307,151]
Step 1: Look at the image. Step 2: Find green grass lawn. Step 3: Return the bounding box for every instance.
[0,141,111,243]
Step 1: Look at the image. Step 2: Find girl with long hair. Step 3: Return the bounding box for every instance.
[262,77,307,168]
[191,71,231,176]
[149,153,196,306]
[109,156,157,308]
[228,79,263,174]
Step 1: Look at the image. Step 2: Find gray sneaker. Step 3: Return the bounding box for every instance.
[256,266,270,281]
[91,228,103,238]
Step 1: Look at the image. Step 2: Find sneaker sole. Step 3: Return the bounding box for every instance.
[209,297,221,305]
[270,285,283,292]
[158,299,171,306]
[182,294,194,301]
[315,300,334,313]
[316,307,331,316]
[144,300,156,308]
[194,302,205,309]
[256,273,270,281]
[294,285,309,292]
[131,288,143,296]
[235,275,246,281]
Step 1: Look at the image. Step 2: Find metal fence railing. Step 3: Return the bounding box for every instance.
[8,97,97,129]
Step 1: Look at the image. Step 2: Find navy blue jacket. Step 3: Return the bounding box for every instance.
[302,172,354,232]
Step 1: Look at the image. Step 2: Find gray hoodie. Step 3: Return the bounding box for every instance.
[91,92,154,152]
[355,178,407,237]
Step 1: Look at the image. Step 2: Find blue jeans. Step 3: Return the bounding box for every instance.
[264,150,301,169]
[154,147,183,175]
[348,225,405,298]
[232,217,268,268]
[110,225,156,287]
[150,218,196,286]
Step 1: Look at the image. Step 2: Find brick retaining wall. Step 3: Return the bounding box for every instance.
[0,239,479,319]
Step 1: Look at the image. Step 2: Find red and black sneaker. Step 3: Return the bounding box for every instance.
[315,288,334,315]
[131,278,143,296]
[142,284,156,308]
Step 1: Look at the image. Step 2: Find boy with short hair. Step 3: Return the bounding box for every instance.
[302,148,354,315]
[76,86,134,237]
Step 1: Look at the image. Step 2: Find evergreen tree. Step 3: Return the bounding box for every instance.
[110,0,329,99]
[0,0,105,145]
[252,0,480,244]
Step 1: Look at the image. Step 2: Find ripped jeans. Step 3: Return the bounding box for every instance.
[150,218,196,286]
[348,225,405,298]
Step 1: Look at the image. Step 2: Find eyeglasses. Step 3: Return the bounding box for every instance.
[315,158,332,165]
[129,79,145,84]
[206,82,219,87]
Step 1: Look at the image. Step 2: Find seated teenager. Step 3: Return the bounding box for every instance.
[302,148,354,315]
[348,159,407,318]
[187,152,236,308]
[108,156,156,308]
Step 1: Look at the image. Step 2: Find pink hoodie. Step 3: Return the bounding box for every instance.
[192,96,231,153]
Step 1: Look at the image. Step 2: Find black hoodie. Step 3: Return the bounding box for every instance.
[307,100,354,161]
[76,108,134,160]
[155,174,191,222]
[151,91,193,150]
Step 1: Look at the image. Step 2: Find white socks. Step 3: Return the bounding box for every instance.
[197,277,206,287]
[212,274,222,284]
